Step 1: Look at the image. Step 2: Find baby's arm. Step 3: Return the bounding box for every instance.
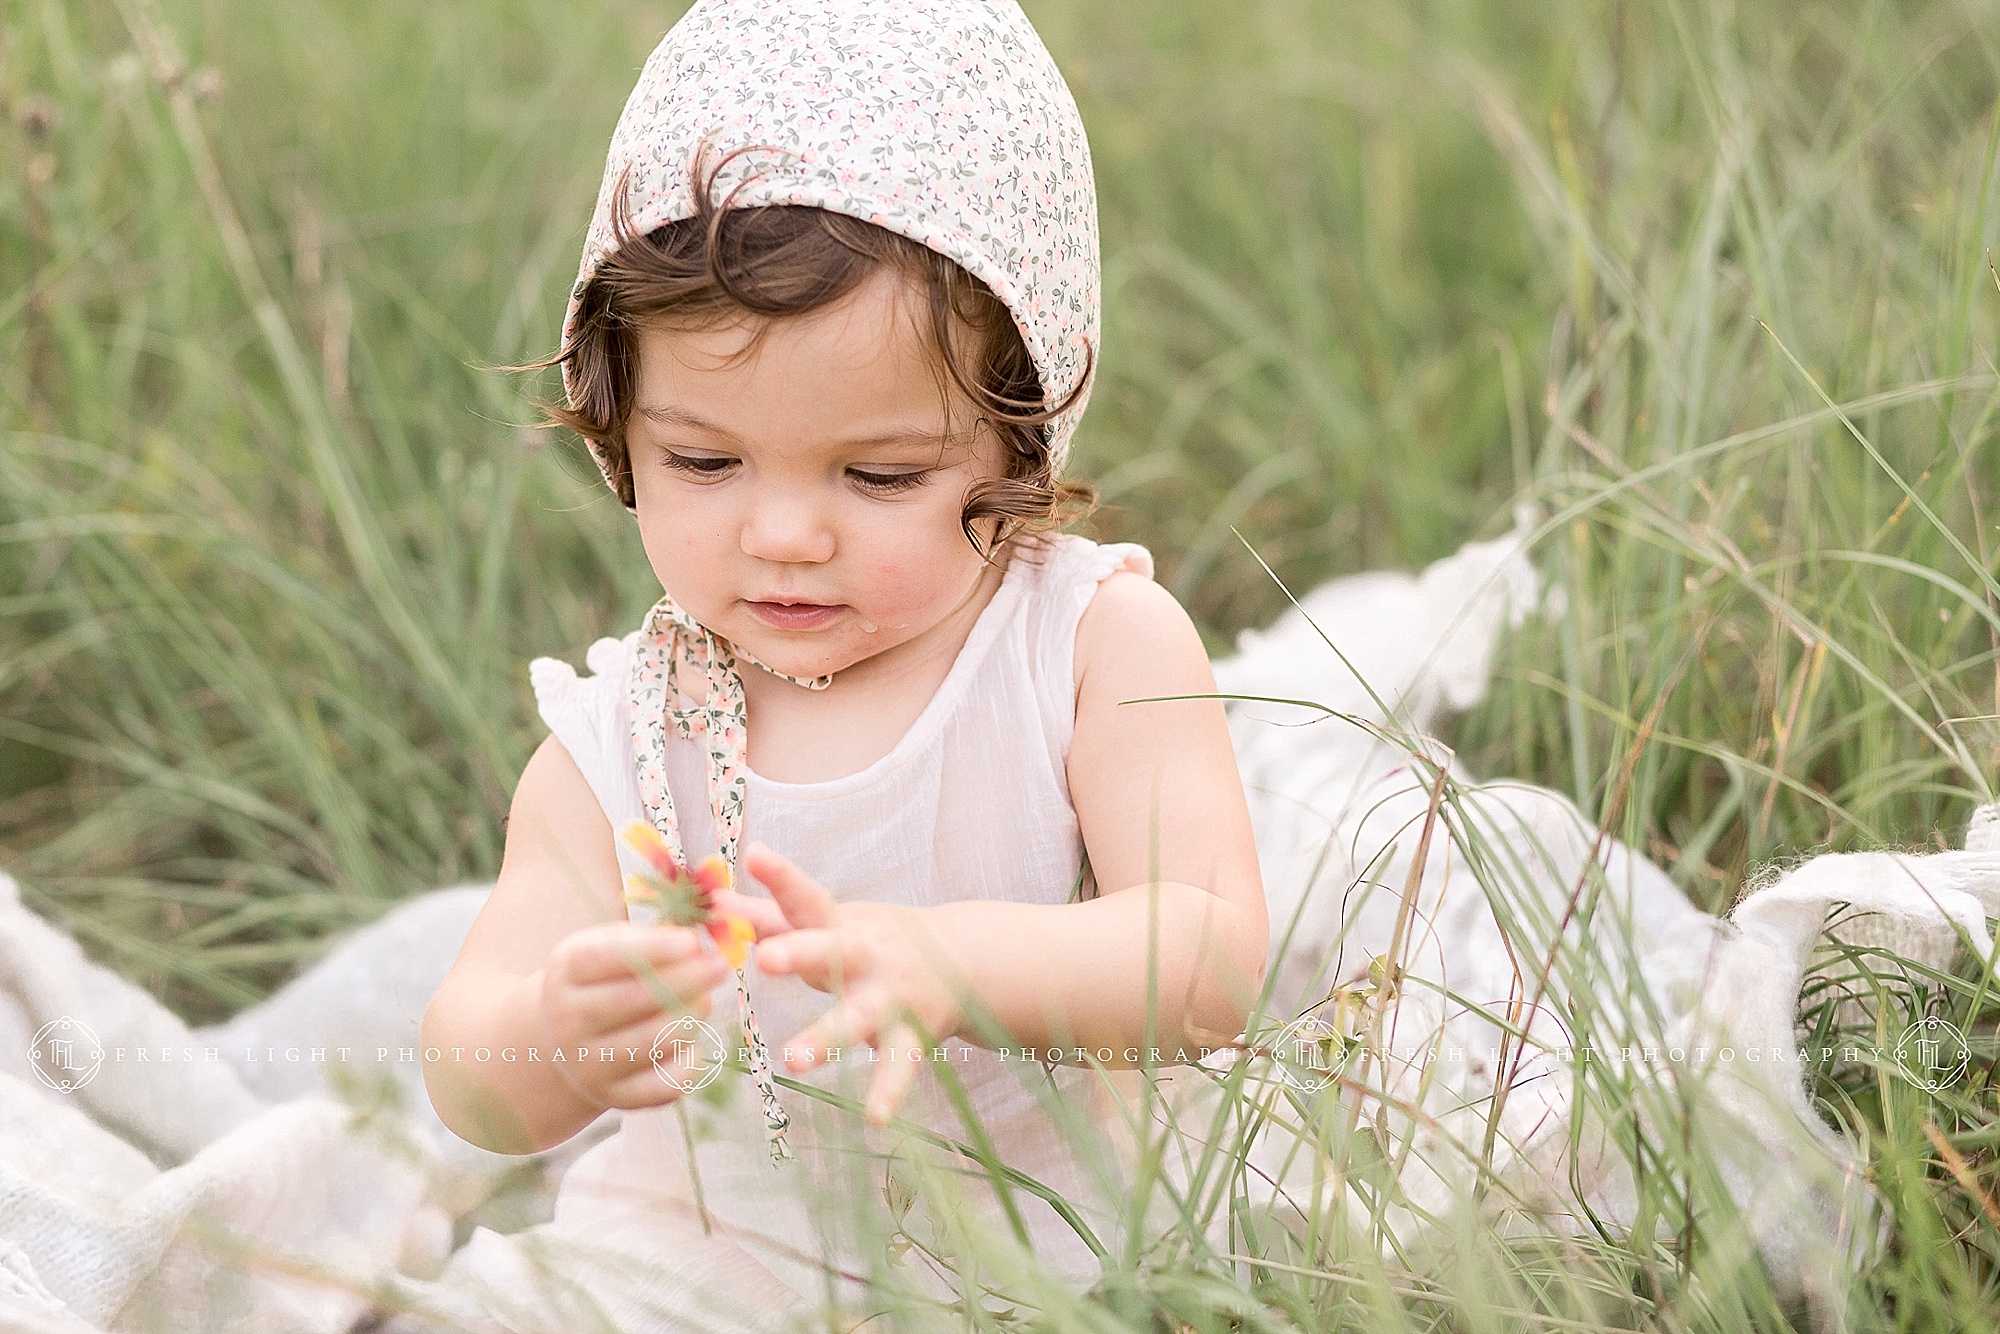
[938,570,1267,1060]
[421,736,728,1154]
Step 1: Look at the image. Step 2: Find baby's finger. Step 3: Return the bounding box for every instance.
[757,928,865,993]
[782,988,893,1072]
[548,996,719,1101]
[865,1019,925,1127]
[708,887,792,940]
[574,956,732,1030]
[555,923,706,986]
[605,1065,690,1111]
[598,993,718,1058]
[743,843,838,931]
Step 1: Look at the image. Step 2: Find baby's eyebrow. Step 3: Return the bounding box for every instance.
[635,403,738,439]
[634,404,971,456]
[833,428,969,454]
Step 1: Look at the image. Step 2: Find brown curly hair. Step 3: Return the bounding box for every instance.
[540,152,1094,555]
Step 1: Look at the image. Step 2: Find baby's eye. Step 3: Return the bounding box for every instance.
[660,450,737,478]
[847,467,931,495]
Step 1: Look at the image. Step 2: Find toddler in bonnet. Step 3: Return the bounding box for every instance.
[420,0,1266,1326]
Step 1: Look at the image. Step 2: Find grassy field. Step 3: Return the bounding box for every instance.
[6,0,2000,1328]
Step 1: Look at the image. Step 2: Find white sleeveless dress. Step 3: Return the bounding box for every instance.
[528,533,1156,1319]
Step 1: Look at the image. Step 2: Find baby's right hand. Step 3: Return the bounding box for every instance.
[537,922,733,1113]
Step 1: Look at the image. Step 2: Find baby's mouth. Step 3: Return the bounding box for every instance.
[743,599,846,632]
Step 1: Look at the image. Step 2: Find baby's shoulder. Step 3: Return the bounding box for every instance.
[1071,566,1208,698]
[1023,530,1154,588]
[1006,532,1159,684]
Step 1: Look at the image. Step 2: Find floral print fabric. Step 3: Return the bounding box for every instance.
[562,0,1100,492]
[629,592,830,1165]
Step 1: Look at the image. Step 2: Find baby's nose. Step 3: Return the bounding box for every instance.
[740,491,835,564]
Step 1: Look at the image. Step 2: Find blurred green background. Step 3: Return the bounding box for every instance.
[4,0,1998,1034]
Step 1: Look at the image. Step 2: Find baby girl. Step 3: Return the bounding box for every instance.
[421,0,1266,1324]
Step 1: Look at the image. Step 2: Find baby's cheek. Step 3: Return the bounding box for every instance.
[640,503,728,590]
[866,541,975,618]
[859,567,937,626]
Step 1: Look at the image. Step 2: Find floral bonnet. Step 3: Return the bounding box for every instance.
[561,0,1101,493]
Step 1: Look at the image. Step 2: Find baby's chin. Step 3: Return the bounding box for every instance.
[727,619,896,682]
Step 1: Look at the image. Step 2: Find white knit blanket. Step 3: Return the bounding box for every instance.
[1211,514,2000,1323]
[2,516,1994,1331]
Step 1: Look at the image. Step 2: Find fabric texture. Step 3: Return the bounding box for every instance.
[529,532,1155,1313]
[0,871,611,1333]
[562,0,1099,494]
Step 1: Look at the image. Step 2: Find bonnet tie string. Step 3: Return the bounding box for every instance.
[628,592,830,1166]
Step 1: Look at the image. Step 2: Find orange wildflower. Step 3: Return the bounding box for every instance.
[618,822,755,968]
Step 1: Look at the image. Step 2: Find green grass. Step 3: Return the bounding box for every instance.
[5,0,2000,1328]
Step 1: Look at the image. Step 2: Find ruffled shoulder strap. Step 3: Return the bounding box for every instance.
[527,633,646,835]
[1051,530,1155,586]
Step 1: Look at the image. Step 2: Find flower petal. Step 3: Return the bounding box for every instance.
[692,854,733,894]
[620,821,681,878]
[709,913,755,969]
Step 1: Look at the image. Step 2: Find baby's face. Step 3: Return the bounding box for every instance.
[627,267,1005,680]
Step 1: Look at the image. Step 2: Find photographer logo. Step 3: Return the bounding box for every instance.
[1273,1009,1350,1094]
[29,1017,103,1093]
[651,1015,728,1094]
[1893,1014,1969,1092]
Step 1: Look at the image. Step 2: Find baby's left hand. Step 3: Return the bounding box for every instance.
[714,843,967,1128]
